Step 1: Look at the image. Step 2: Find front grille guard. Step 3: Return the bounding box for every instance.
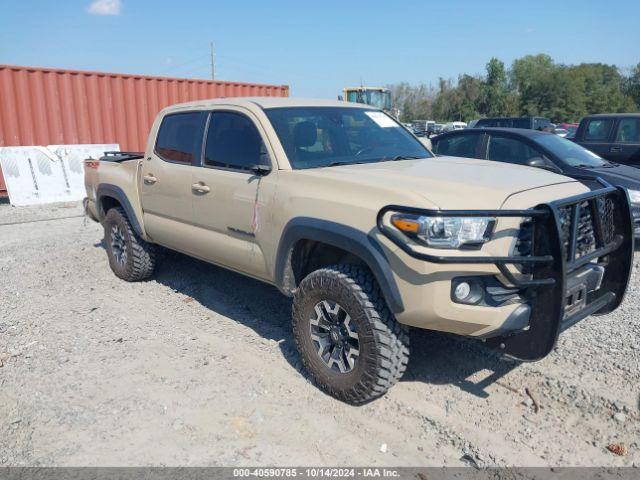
[377,183,634,361]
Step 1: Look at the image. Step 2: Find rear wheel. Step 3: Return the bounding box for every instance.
[292,264,410,404]
[103,207,157,281]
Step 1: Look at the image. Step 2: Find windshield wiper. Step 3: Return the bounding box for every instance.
[325,155,423,168]
[325,160,369,167]
[573,164,598,169]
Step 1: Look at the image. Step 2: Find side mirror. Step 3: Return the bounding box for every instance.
[251,164,272,176]
[528,157,562,173]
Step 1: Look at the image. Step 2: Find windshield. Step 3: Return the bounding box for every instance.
[535,133,607,167]
[265,107,431,169]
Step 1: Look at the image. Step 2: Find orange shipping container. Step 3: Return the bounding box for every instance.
[0,64,289,197]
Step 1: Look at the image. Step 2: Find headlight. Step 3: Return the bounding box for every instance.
[390,213,495,249]
[627,189,640,205]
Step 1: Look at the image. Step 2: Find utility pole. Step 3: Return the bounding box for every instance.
[210,42,215,81]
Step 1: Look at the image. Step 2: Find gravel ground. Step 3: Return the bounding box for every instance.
[0,202,638,467]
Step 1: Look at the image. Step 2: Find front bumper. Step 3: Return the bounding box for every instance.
[378,184,634,361]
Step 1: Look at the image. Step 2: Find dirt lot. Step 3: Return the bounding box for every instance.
[1,201,638,467]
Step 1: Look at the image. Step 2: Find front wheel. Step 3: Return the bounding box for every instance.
[292,265,410,404]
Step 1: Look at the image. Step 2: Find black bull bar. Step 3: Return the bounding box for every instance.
[378,184,634,361]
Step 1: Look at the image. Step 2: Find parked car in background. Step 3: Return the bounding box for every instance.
[411,120,434,136]
[565,124,579,139]
[432,123,444,134]
[554,128,569,137]
[558,122,579,134]
[443,121,467,132]
[431,127,640,236]
[427,122,439,136]
[572,114,640,166]
[474,116,552,131]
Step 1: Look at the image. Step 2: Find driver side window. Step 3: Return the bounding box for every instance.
[487,136,542,165]
[204,111,266,171]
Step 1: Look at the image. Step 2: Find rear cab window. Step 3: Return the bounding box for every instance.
[584,118,613,141]
[615,118,640,143]
[155,112,208,165]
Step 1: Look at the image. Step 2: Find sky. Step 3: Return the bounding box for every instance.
[1,0,639,98]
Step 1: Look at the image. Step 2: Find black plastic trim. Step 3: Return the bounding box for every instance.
[95,183,143,237]
[275,218,404,313]
[100,151,144,162]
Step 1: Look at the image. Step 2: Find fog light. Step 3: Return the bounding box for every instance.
[451,278,484,305]
[454,282,471,301]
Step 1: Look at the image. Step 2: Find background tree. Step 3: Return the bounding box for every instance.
[389,54,639,124]
[624,63,640,108]
[480,58,516,117]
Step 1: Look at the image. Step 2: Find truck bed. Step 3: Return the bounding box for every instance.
[83,153,144,225]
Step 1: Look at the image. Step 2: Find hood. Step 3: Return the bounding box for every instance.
[299,156,580,209]
[587,164,640,190]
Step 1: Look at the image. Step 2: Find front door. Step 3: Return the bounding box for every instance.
[189,109,272,279]
[140,111,207,250]
[578,117,616,161]
[609,117,640,166]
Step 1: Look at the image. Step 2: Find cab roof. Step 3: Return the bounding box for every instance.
[162,96,373,113]
[582,113,640,118]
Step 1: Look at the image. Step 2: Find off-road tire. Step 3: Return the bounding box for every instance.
[292,264,410,404]
[103,206,157,281]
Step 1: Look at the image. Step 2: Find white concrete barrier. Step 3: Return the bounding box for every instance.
[0,144,118,206]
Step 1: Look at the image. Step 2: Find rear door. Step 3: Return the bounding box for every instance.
[189,108,272,280]
[140,111,207,249]
[577,117,616,160]
[609,117,640,166]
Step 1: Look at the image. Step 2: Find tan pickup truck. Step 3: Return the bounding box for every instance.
[84,98,633,404]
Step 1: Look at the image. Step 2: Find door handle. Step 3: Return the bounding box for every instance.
[143,174,158,185]
[610,146,622,152]
[192,183,211,194]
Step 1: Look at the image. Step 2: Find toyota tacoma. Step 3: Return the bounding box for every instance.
[84,98,633,404]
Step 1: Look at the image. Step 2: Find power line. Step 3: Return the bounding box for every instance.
[210,42,216,80]
[159,53,209,75]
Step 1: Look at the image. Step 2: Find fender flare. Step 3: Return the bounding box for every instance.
[95,183,144,237]
[274,218,404,314]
